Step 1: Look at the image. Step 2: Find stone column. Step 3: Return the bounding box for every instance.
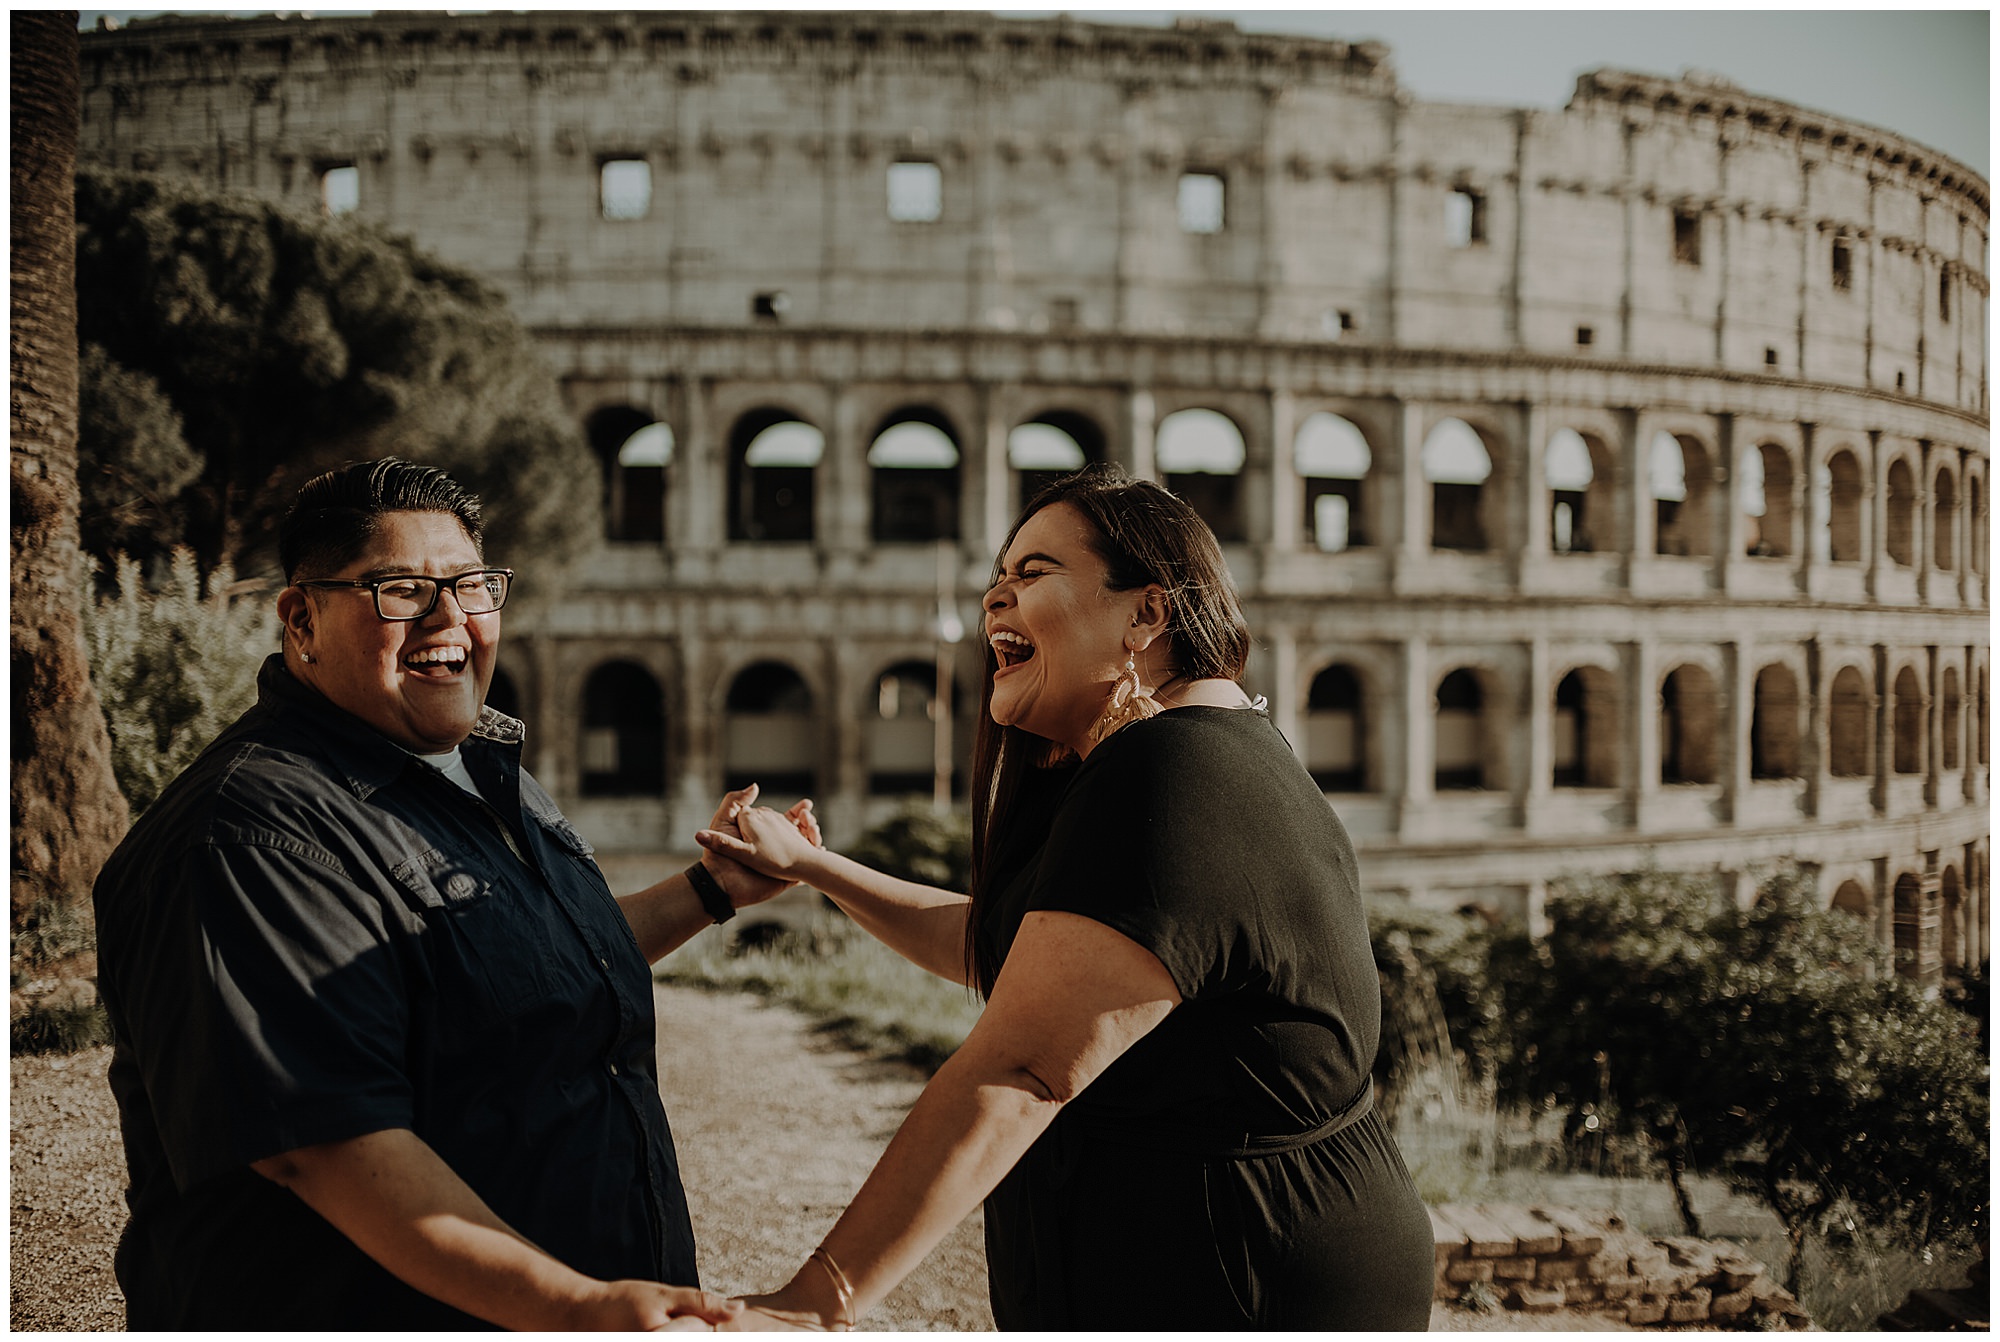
[1865,430,1886,600]
[1915,440,1934,604]
[1240,389,1276,556]
[1123,388,1156,479]
[675,370,719,557]
[1803,638,1826,818]
[1517,402,1550,583]
[1724,639,1751,823]
[1391,400,1427,587]
[1926,643,1943,807]
[1872,642,1892,814]
[1717,413,1745,572]
[674,632,721,838]
[1624,409,1657,576]
[1630,637,1658,825]
[821,382,868,579]
[1524,635,1552,828]
[1267,387,1299,552]
[1396,635,1431,832]
[1797,421,1821,586]
[969,381,1011,558]
[826,637,868,847]
[530,632,565,796]
[1267,622,1302,762]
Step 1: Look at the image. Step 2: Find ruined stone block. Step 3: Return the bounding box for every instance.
[1599,1273,1642,1301]
[1534,1257,1585,1284]
[1489,1257,1535,1281]
[1529,1204,1609,1257]
[1709,1286,1755,1320]
[1665,1287,1714,1324]
[1444,1259,1495,1285]
[1432,1203,1518,1257]
[1563,1280,1606,1307]
[1624,1296,1667,1325]
[1475,1203,1562,1255]
[1510,1285,1565,1314]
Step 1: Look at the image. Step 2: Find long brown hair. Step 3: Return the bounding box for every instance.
[964,463,1250,994]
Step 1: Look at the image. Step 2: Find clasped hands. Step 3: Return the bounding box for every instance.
[695,785,823,914]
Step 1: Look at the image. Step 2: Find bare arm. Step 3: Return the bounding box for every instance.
[696,806,972,985]
[618,786,819,963]
[731,910,1180,1327]
[251,1128,740,1331]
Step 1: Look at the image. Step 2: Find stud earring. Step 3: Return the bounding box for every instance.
[1088,647,1162,745]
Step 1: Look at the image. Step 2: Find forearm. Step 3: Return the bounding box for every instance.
[252,1128,600,1330]
[797,848,972,984]
[616,870,715,964]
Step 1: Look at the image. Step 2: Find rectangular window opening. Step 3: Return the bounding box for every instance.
[1575,325,1594,347]
[1672,209,1701,266]
[600,158,652,221]
[888,160,943,223]
[1831,238,1853,291]
[319,162,358,216]
[1178,172,1225,234]
[1048,296,1080,330]
[1939,269,1952,321]
[1445,188,1486,248]
[752,291,790,321]
[1764,346,1779,367]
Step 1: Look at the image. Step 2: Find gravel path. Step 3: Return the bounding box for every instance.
[9,983,991,1331]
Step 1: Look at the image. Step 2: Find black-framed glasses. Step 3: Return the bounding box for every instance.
[295,568,514,621]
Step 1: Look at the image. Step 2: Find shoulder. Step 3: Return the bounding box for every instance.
[1077,706,1287,789]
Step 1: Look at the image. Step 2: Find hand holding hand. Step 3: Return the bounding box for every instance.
[564,1280,741,1331]
[695,803,826,885]
[696,786,822,913]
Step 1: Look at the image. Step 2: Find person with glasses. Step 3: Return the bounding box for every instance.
[93,458,809,1330]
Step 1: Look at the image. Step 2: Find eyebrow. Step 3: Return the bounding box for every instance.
[1000,551,1064,575]
[353,565,483,581]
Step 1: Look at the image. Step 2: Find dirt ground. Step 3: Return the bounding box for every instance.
[12,983,1529,1331]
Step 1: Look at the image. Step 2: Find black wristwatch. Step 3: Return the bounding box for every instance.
[684,861,735,924]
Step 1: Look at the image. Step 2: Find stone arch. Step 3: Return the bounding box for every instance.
[865,658,959,796]
[1932,464,1957,570]
[1650,430,1713,557]
[1830,878,1872,923]
[1305,661,1367,791]
[1422,418,1494,552]
[1546,428,1613,554]
[1434,666,1490,790]
[1828,665,1873,777]
[1892,663,1927,775]
[1743,441,1794,558]
[1009,409,1104,510]
[1884,456,1916,566]
[723,660,817,796]
[1552,665,1618,788]
[585,404,670,543]
[1296,412,1374,552]
[1891,871,1938,983]
[1659,663,1719,784]
[729,408,821,542]
[1750,663,1802,780]
[1941,666,1963,771]
[870,408,962,543]
[1156,407,1246,542]
[1825,448,1865,562]
[580,660,667,797]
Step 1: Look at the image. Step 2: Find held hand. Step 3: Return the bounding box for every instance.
[567,1280,741,1331]
[697,785,796,912]
[695,804,825,885]
[704,1298,822,1331]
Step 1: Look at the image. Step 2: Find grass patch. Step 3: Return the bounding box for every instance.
[657,915,982,1071]
[12,999,112,1054]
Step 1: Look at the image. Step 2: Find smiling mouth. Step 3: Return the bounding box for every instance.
[991,631,1036,670]
[403,647,469,678]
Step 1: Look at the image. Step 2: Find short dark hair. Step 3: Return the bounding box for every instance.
[964,462,1251,993]
[279,458,484,581]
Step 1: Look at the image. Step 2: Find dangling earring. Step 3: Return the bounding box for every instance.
[1089,648,1162,745]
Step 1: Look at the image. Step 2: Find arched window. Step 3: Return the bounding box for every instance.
[1933,468,1957,570]
[1831,879,1871,923]
[1009,412,1101,508]
[1305,663,1365,791]
[587,405,670,543]
[1828,666,1872,777]
[1296,413,1372,553]
[867,660,955,796]
[1545,429,1601,553]
[580,661,666,797]
[1743,442,1793,557]
[1891,872,1937,983]
[1941,666,1962,771]
[1892,665,1926,775]
[724,661,816,796]
[730,411,821,542]
[1651,432,1712,557]
[1750,664,1801,780]
[1422,419,1491,551]
[1885,458,1916,566]
[486,667,522,722]
[1156,408,1246,542]
[1659,664,1718,784]
[1553,667,1617,788]
[870,412,961,543]
[1434,668,1485,790]
[1825,450,1864,562]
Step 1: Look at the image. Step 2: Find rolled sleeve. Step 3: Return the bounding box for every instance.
[130,837,417,1191]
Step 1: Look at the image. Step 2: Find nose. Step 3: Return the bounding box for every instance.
[982,577,1014,613]
[421,584,471,629]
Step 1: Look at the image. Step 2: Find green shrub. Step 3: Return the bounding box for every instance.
[847,803,972,892]
[11,896,97,971]
[11,999,112,1054]
[83,548,276,813]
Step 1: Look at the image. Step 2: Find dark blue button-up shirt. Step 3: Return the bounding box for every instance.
[95,656,696,1329]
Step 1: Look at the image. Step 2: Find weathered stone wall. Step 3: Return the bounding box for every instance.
[74,11,1990,976]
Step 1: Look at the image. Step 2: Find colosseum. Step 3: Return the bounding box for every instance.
[76,10,1988,983]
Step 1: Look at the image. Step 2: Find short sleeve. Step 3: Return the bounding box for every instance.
[1024,722,1263,1001]
[121,838,417,1191]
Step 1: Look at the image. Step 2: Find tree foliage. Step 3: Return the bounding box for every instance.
[82,550,277,813]
[1371,871,1989,1259]
[849,803,974,893]
[74,169,599,583]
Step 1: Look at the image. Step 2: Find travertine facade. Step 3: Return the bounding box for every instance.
[79,11,1988,980]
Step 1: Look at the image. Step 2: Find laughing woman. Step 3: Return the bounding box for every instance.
[698,463,1435,1331]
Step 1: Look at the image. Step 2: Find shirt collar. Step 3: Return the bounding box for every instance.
[254,655,525,800]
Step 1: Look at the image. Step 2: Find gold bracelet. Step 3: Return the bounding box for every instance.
[808,1245,857,1331]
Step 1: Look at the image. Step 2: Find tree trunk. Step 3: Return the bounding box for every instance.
[11,11,130,943]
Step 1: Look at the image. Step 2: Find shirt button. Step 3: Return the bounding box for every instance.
[608,1062,620,1077]
[598,957,609,969]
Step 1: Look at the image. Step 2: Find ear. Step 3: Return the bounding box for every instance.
[1125,584,1171,652]
[277,586,315,657]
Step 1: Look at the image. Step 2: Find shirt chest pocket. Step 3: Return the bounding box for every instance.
[391,847,552,1021]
